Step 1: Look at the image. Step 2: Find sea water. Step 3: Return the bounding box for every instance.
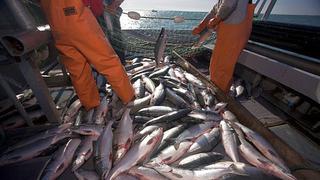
[121,10,320,30]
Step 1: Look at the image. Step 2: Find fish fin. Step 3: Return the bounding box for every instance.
[173,142,180,150]
[257,158,270,166]
[228,164,248,177]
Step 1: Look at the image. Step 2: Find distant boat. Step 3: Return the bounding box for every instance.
[152,9,158,12]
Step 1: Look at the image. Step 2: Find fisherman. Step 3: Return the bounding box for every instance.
[40,0,135,111]
[102,0,126,65]
[192,0,255,93]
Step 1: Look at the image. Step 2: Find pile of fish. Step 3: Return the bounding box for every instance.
[0,57,296,180]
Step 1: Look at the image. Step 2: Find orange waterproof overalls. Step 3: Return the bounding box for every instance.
[40,0,134,110]
[210,4,255,93]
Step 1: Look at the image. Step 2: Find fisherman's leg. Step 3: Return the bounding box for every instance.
[56,44,100,110]
[210,29,239,93]
[73,7,134,104]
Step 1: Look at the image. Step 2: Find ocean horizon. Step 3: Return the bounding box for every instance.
[120,10,320,30]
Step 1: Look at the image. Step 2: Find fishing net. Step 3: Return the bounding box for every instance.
[22,0,216,61]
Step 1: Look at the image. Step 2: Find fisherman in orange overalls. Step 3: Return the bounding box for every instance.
[193,0,255,93]
[40,0,134,110]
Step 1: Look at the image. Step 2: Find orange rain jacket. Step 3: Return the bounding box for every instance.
[41,0,134,110]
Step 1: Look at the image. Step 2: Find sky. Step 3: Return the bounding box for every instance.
[122,0,320,15]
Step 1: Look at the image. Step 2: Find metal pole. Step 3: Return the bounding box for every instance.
[4,0,36,30]
[18,56,61,123]
[256,0,267,19]
[0,73,34,127]
[262,0,277,20]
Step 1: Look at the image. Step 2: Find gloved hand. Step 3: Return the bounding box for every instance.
[207,16,222,29]
[192,26,203,35]
[192,19,210,35]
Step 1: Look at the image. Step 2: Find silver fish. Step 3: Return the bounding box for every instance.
[174,67,187,83]
[114,174,139,180]
[142,75,156,93]
[152,140,195,165]
[128,166,168,180]
[125,63,143,71]
[177,152,224,169]
[150,80,166,106]
[137,106,176,117]
[143,109,192,127]
[129,64,155,76]
[93,96,109,125]
[149,66,170,79]
[220,120,239,162]
[133,125,161,141]
[168,68,177,78]
[4,123,72,153]
[186,127,220,155]
[188,109,222,122]
[201,89,215,108]
[133,116,153,124]
[238,132,296,180]
[154,28,168,67]
[203,161,277,180]
[0,132,71,166]
[130,71,152,83]
[40,138,81,180]
[64,99,82,123]
[184,72,205,88]
[71,125,103,137]
[113,108,134,164]
[222,110,238,122]
[95,121,114,179]
[83,108,95,124]
[72,136,96,171]
[133,79,146,98]
[153,124,188,157]
[74,169,99,180]
[166,88,190,108]
[214,102,228,113]
[174,121,217,149]
[187,84,202,109]
[148,163,244,180]
[107,128,163,180]
[129,95,152,114]
[171,87,195,104]
[235,122,290,173]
